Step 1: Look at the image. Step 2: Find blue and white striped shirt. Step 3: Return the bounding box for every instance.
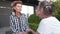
[10,12,29,34]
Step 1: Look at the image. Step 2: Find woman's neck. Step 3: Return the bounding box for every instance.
[16,12,21,17]
[43,15,52,19]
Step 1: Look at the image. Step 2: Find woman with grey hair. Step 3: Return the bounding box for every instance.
[26,1,60,34]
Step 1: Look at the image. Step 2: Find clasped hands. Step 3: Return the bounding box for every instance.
[17,28,32,34]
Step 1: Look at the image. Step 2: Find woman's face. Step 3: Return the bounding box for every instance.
[14,4,22,12]
[35,6,44,18]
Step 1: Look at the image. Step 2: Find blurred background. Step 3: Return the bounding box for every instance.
[0,0,60,34]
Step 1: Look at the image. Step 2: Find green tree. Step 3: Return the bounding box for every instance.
[28,14,41,31]
[52,0,60,21]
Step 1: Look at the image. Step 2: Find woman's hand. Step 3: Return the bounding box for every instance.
[22,31,27,34]
[25,28,32,32]
[17,31,27,34]
[17,32,23,34]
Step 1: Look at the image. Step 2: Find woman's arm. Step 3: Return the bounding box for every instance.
[26,28,40,34]
[10,15,16,32]
[23,14,29,29]
[25,17,29,28]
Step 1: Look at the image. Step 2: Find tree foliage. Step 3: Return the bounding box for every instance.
[52,0,60,21]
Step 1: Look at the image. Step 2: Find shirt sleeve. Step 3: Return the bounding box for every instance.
[24,15,29,29]
[37,20,52,34]
[25,17,29,29]
[10,15,16,32]
[21,14,29,31]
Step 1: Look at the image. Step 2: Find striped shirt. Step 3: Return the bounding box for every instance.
[9,12,29,34]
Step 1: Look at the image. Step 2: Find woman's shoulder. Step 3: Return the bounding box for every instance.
[10,14,15,18]
[21,13,26,16]
[21,13,27,18]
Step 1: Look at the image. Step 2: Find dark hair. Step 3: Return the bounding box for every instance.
[38,1,55,15]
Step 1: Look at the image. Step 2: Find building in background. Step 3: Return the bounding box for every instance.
[21,5,34,17]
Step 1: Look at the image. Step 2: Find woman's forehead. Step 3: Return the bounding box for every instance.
[16,4,22,6]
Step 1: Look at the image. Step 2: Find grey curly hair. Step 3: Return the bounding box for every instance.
[38,1,55,15]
